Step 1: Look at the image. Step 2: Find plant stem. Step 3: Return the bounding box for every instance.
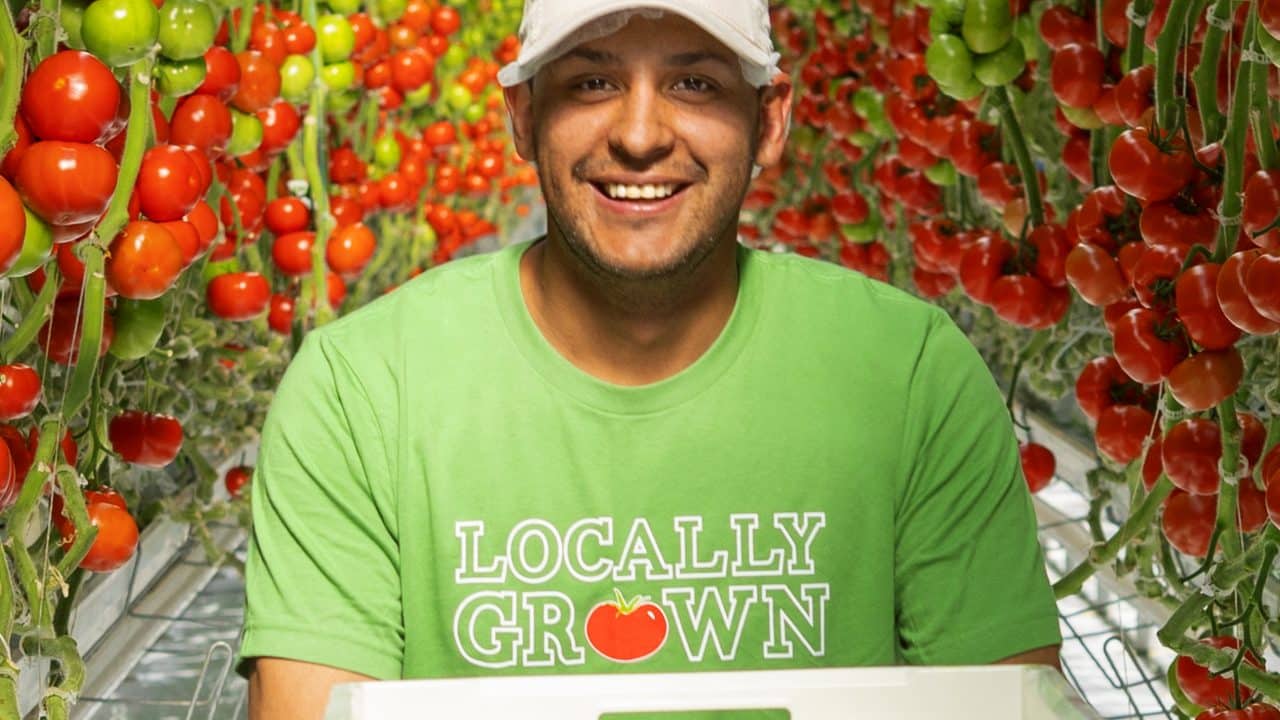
[0,0,26,157]
[1215,397,1244,559]
[1154,0,1194,133]
[1125,0,1154,72]
[1194,0,1232,140]
[990,86,1044,227]
[1214,12,1257,262]
[1248,14,1278,170]
[302,0,334,327]
[1055,476,1175,598]
[1,267,58,362]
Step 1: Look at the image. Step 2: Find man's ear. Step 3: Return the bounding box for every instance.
[503,82,537,163]
[753,74,793,170]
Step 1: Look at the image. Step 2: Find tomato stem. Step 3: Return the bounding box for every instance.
[6,418,67,629]
[302,0,334,327]
[0,0,25,159]
[0,547,18,720]
[0,266,58,362]
[1125,0,1154,72]
[1194,0,1232,141]
[990,86,1044,228]
[1154,0,1195,134]
[1248,12,1279,171]
[1213,10,1258,262]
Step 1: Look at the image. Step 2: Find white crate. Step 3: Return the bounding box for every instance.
[324,665,1099,720]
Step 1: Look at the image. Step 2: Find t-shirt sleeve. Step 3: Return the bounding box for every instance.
[237,332,403,680]
[893,309,1062,665]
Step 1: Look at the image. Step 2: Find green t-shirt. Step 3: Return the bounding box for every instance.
[237,239,1060,684]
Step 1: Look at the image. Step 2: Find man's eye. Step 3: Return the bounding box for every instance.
[674,76,715,93]
[576,77,613,92]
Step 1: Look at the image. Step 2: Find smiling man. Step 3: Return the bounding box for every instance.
[239,2,1063,718]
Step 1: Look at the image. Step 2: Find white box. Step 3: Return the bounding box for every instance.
[324,665,1100,719]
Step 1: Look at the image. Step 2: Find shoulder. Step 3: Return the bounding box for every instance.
[747,246,952,356]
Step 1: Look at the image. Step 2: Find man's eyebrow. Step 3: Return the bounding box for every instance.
[665,51,737,69]
[563,47,622,65]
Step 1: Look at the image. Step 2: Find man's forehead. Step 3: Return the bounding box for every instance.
[546,13,741,71]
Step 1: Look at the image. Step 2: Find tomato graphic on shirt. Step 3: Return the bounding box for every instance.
[585,589,668,662]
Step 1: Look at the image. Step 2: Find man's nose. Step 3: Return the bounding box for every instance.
[608,83,676,166]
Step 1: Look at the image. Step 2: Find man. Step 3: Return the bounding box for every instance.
[239,1,1063,717]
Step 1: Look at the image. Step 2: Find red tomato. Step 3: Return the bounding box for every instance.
[1244,251,1280,322]
[231,51,281,113]
[106,221,184,300]
[63,501,139,572]
[1111,308,1188,384]
[1166,348,1244,412]
[137,145,204,222]
[169,94,234,157]
[20,50,121,143]
[206,271,270,321]
[196,46,242,102]
[430,6,461,35]
[958,236,1014,306]
[1163,489,1217,557]
[267,292,294,335]
[1095,404,1156,464]
[160,219,202,268]
[1075,355,1145,422]
[1161,418,1222,495]
[1243,170,1280,249]
[1130,244,1188,309]
[1051,43,1105,108]
[1198,703,1280,720]
[108,410,183,467]
[16,141,118,225]
[326,222,376,277]
[0,364,42,421]
[271,231,315,276]
[0,438,15,510]
[1110,127,1197,203]
[1020,442,1055,492]
[1218,250,1280,334]
[1,115,33,181]
[224,465,252,497]
[1066,243,1130,306]
[257,100,301,155]
[1039,6,1094,49]
[264,196,310,235]
[184,199,220,250]
[1141,200,1217,248]
[991,274,1051,328]
[0,176,26,273]
[585,593,668,662]
[1175,264,1242,350]
[39,296,115,365]
[1175,636,1261,707]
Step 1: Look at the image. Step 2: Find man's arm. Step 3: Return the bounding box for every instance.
[996,644,1062,670]
[248,657,374,720]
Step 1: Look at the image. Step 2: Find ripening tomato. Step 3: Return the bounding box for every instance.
[1166,348,1244,412]
[1175,636,1261,708]
[39,296,115,365]
[0,364,41,421]
[1095,404,1156,464]
[16,142,118,226]
[64,501,139,572]
[1020,442,1055,492]
[1111,307,1188,384]
[1218,250,1280,334]
[21,51,121,144]
[137,145,204,222]
[326,222,376,277]
[206,271,270,320]
[109,410,183,467]
[106,221,184,300]
[230,51,281,113]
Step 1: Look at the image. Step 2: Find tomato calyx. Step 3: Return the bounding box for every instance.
[606,587,651,617]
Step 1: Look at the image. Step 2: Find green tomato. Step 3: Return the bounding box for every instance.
[109,297,168,360]
[320,61,357,91]
[938,75,986,100]
[59,0,90,50]
[924,160,958,186]
[963,0,1013,53]
[325,0,361,13]
[317,14,356,63]
[157,0,215,61]
[844,216,882,244]
[1258,26,1280,65]
[403,81,433,108]
[375,0,406,23]
[928,0,965,37]
[1060,103,1104,129]
[444,83,473,111]
[851,86,882,119]
[280,54,316,103]
[328,88,362,112]
[973,40,1026,87]
[463,102,485,124]
[372,134,402,170]
[925,33,974,88]
[154,56,207,96]
[441,44,469,72]
[82,0,160,67]
[226,110,264,156]
[1013,14,1039,58]
[6,207,53,278]
[849,130,877,149]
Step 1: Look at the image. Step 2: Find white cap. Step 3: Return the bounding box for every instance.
[496,0,781,88]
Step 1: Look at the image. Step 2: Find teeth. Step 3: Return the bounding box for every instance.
[605,183,677,200]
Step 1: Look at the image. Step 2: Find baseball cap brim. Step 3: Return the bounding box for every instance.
[496,0,775,87]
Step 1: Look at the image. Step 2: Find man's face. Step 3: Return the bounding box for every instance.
[506,13,788,281]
